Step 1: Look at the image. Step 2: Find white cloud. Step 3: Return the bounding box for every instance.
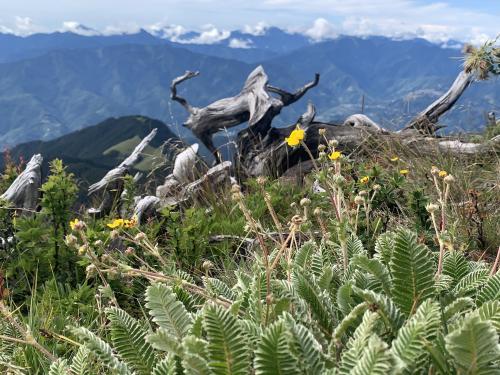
[101,23,141,35]
[61,21,100,36]
[13,16,43,36]
[229,38,253,48]
[242,21,269,36]
[304,18,338,41]
[179,24,230,44]
[147,22,187,41]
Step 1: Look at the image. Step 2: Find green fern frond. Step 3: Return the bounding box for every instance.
[333,302,370,342]
[152,355,177,375]
[337,282,356,316]
[452,269,489,297]
[203,304,250,375]
[350,336,394,375]
[476,273,500,306]
[390,299,440,373]
[146,328,183,354]
[284,315,326,374]
[106,307,156,375]
[338,311,380,374]
[443,297,475,321]
[346,234,367,258]
[374,231,395,266]
[352,286,404,333]
[71,326,130,375]
[69,346,90,375]
[389,229,435,315]
[442,251,469,286]
[445,314,500,374]
[145,283,193,338]
[254,320,300,375]
[182,335,210,375]
[477,300,500,333]
[352,255,392,295]
[293,269,336,335]
[434,274,454,294]
[294,241,317,269]
[48,359,69,375]
[204,277,237,301]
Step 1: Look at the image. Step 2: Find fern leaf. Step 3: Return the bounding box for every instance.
[389,229,435,315]
[203,304,250,375]
[339,311,379,374]
[346,234,367,258]
[71,326,131,375]
[146,328,182,355]
[145,283,193,338]
[442,251,469,286]
[477,300,500,333]
[293,269,336,335]
[106,307,156,375]
[445,315,500,374]
[70,346,90,375]
[350,336,394,375]
[182,335,210,375]
[353,286,404,333]
[352,255,392,295]
[452,269,489,298]
[390,299,440,373]
[443,297,475,321]
[204,278,237,301]
[294,241,317,269]
[48,359,69,375]
[476,273,500,306]
[333,302,370,342]
[254,320,300,375]
[374,231,395,266]
[152,355,177,375]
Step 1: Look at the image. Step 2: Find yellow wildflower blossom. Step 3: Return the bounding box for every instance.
[70,218,80,230]
[124,217,137,228]
[107,218,125,229]
[360,176,370,184]
[400,169,409,175]
[329,151,342,160]
[390,156,399,162]
[285,125,305,147]
[438,170,448,178]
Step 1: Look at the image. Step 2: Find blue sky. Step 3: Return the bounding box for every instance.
[0,0,498,44]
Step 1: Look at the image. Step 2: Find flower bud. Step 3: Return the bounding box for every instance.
[110,230,119,240]
[318,144,326,152]
[202,260,214,271]
[93,239,103,247]
[256,176,267,185]
[291,215,304,225]
[318,128,326,136]
[85,264,97,278]
[313,207,322,216]
[359,190,368,197]
[65,234,78,247]
[373,184,381,191]
[125,247,135,256]
[134,232,146,242]
[78,244,89,256]
[231,184,241,193]
[354,195,364,205]
[426,203,439,213]
[300,198,311,207]
[73,220,87,231]
[318,151,326,159]
[444,175,455,184]
[328,139,339,147]
[431,166,440,176]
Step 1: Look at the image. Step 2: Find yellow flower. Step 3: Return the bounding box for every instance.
[400,169,409,175]
[124,217,137,228]
[438,170,448,178]
[285,125,305,147]
[107,218,125,229]
[329,151,342,160]
[360,176,370,184]
[70,219,80,230]
[390,156,399,162]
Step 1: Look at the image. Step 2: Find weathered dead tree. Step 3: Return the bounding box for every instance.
[171,65,319,162]
[88,128,157,217]
[403,71,473,134]
[1,154,43,213]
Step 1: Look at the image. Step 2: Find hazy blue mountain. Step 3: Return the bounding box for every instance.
[0,34,497,148]
[3,115,179,191]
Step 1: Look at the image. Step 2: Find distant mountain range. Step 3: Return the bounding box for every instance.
[3,116,179,193]
[0,28,498,148]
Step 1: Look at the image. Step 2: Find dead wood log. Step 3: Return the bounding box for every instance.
[88,129,157,217]
[171,66,319,162]
[403,71,473,134]
[1,154,43,213]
